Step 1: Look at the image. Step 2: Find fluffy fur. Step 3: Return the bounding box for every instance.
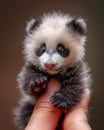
[14,12,91,130]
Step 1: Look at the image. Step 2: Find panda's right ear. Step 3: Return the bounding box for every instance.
[26,18,41,34]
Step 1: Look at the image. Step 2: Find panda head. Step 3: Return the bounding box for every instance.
[24,12,87,74]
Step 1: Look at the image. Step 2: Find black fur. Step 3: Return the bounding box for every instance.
[67,19,86,35]
[14,102,34,129]
[28,19,42,34]
[14,13,90,130]
[36,43,46,57]
[21,63,49,96]
[14,60,90,129]
[50,62,84,110]
[57,43,70,58]
[18,61,85,122]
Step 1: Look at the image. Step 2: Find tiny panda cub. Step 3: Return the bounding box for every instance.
[14,12,91,129]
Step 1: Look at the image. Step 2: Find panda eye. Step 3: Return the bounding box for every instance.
[36,43,46,57]
[57,43,70,57]
[40,43,46,52]
[57,44,65,54]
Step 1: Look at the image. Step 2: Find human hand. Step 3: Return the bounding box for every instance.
[25,79,91,130]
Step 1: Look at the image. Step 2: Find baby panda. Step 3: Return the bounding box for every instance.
[14,12,91,129]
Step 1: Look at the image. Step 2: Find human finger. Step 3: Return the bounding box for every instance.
[63,89,91,130]
[25,79,62,130]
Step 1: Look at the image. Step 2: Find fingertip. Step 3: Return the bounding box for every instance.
[84,88,90,99]
[46,79,60,95]
[63,88,91,130]
[25,79,62,130]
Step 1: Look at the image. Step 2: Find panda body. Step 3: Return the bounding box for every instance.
[14,12,91,130]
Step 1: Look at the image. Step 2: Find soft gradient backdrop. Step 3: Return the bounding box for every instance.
[0,0,104,130]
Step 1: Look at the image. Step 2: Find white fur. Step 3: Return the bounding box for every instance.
[26,18,36,34]
[39,52,65,74]
[24,13,86,74]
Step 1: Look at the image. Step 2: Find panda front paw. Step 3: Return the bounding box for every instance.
[30,74,48,95]
[50,91,78,110]
[50,92,70,110]
[24,74,48,95]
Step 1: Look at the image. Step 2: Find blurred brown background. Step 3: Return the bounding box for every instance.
[0,0,104,130]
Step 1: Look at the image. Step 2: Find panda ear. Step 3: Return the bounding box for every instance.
[67,18,87,35]
[26,18,41,34]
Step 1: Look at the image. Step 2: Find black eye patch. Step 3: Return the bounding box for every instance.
[57,43,69,58]
[36,43,46,57]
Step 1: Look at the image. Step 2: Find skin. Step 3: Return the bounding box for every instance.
[25,79,91,130]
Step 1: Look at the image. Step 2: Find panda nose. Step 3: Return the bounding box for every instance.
[45,64,56,69]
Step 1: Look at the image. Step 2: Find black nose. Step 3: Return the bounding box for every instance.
[45,64,56,69]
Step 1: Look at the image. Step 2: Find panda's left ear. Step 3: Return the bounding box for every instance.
[26,18,41,34]
[67,18,87,35]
